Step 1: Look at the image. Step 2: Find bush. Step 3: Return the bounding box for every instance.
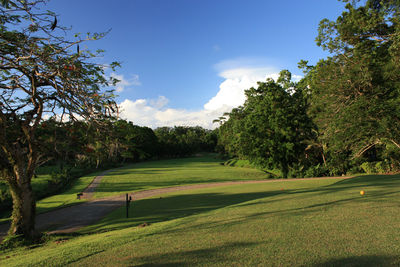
[360,162,376,174]
[346,165,363,175]
[224,159,254,168]
[49,169,69,187]
[375,161,390,174]
[304,164,329,178]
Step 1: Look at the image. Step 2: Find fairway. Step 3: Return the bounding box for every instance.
[2,173,399,266]
[93,155,270,198]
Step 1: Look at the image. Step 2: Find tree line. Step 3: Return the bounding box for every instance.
[36,119,217,167]
[215,0,400,178]
[0,119,216,213]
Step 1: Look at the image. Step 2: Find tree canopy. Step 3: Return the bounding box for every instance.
[217,0,400,177]
[311,0,400,166]
[218,71,314,177]
[0,0,118,240]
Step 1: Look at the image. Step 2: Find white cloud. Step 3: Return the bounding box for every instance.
[204,67,280,111]
[118,58,302,129]
[119,96,227,129]
[111,73,141,92]
[292,74,303,82]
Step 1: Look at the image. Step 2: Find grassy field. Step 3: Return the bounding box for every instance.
[1,155,267,223]
[0,171,103,223]
[1,173,399,266]
[93,155,270,198]
[35,171,103,213]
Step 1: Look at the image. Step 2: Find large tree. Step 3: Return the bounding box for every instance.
[0,0,118,240]
[311,0,400,166]
[218,71,314,177]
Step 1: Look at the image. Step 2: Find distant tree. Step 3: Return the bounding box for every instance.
[217,107,246,158]
[154,126,216,158]
[0,0,118,240]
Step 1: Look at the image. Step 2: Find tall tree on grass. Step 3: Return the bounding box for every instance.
[0,0,118,240]
[311,0,400,164]
[218,71,314,177]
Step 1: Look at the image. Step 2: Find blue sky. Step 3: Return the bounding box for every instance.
[45,0,346,128]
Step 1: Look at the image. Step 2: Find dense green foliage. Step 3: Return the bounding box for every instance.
[217,71,314,178]
[35,120,217,168]
[217,0,400,177]
[310,0,400,173]
[155,126,217,158]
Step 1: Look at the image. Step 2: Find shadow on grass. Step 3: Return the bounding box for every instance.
[110,156,223,173]
[312,255,400,267]
[332,174,400,187]
[82,190,284,233]
[93,177,268,194]
[126,241,260,266]
[85,174,400,234]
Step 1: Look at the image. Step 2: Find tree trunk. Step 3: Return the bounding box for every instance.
[8,173,36,239]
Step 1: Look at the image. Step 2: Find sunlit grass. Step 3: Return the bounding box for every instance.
[94,155,269,198]
[2,174,399,266]
[35,171,103,213]
[0,171,102,223]
[1,155,267,223]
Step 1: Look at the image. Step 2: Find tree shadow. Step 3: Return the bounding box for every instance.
[85,174,400,234]
[312,255,400,267]
[82,189,289,233]
[124,241,260,266]
[109,156,222,174]
[154,175,400,235]
[330,174,400,189]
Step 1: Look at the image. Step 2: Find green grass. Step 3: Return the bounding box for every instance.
[35,171,103,214]
[2,174,400,266]
[1,165,90,196]
[1,155,264,222]
[93,155,270,198]
[0,171,102,223]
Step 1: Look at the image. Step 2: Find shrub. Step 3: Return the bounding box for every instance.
[360,162,376,174]
[347,165,363,175]
[49,169,69,187]
[304,164,329,178]
[375,161,390,174]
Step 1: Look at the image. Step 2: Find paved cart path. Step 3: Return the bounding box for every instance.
[0,176,351,241]
[80,168,119,199]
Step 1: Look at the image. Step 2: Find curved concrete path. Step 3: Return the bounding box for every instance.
[0,176,350,241]
[80,169,118,199]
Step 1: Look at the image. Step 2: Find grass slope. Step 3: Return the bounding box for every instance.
[1,155,266,223]
[35,171,103,213]
[93,155,269,198]
[0,171,102,223]
[2,174,399,266]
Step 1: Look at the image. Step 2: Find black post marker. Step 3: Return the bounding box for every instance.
[126,194,133,218]
[126,193,129,218]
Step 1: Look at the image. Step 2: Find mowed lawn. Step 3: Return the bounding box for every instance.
[2,174,400,266]
[0,171,102,223]
[2,155,267,222]
[93,155,270,198]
